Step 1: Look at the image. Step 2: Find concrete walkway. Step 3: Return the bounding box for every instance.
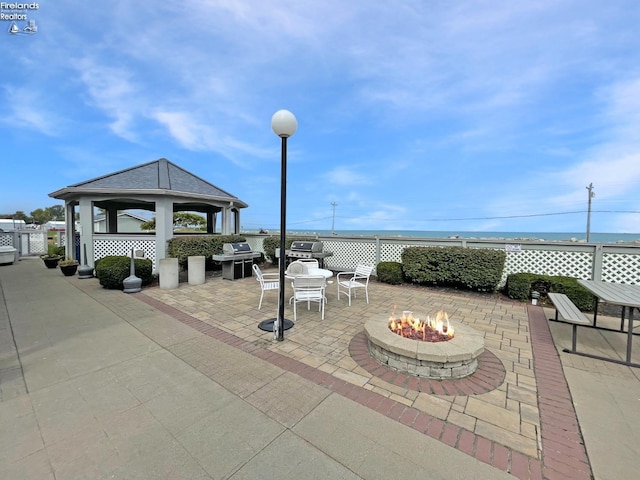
[1,257,639,479]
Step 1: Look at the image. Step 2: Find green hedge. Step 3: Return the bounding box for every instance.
[95,256,154,289]
[376,261,404,285]
[505,273,595,311]
[262,236,316,265]
[47,245,65,257]
[401,246,505,292]
[166,234,245,268]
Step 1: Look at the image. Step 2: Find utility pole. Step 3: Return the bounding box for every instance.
[330,202,338,234]
[586,183,595,242]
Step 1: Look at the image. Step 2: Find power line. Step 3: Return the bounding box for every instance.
[244,209,640,230]
[333,210,640,223]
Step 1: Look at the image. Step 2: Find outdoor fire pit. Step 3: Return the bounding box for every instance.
[364,309,485,379]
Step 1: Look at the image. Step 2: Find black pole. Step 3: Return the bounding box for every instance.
[277,136,287,341]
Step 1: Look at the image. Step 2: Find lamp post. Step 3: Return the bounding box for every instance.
[273,109,298,341]
[257,110,297,340]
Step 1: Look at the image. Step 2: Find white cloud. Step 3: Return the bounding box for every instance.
[1,86,59,135]
[73,59,139,141]
[323,166,372,186]
[153,111,205,150]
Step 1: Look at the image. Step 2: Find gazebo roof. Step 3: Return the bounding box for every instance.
[49,158,248,208]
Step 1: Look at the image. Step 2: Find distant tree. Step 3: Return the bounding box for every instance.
[174,212,206,229]
[13,211,29,221]
[30,204,65,225]
[140,219,155,231]
[139,213,206,231]
[1,211,31,222]
[30,208,48,225]
[47,205,65,220]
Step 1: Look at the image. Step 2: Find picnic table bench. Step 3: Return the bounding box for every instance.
[547,292,592,353]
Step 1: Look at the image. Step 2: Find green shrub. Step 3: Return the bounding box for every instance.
[95,256,154,289]
[167,234,245,268]
[505,272,595,311]
[377,261,404,284]
[46,245,65,257]
[547,276,595,311]
[401,246,505,292]
[262,236,316,265]
[506,273,545,300]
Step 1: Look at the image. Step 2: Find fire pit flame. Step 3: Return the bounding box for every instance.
[388,308,454,342]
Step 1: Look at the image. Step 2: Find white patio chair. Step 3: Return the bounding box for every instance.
[286,260,308,276]
[292,275,327,320]
[297,258,319,269]
[336,264,374,306]
[253,264,279,309]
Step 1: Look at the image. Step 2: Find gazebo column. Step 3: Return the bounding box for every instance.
[206,211,215,234]
[106,207,118,233]
[78,198,94,266]
[155,198,174,264]
[64,201,77,260]
[233,208,240,234]
[221,207,231,235]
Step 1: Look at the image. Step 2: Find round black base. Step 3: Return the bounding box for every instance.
[258,318,294,332]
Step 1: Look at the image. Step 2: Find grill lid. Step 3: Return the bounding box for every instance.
[290,241,323,252]
[223,242,252,255]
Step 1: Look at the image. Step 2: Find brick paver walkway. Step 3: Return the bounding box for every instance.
[139,268,594,480]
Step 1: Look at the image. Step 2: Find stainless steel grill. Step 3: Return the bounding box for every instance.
[285,241,333,267]
[212,242,261,280]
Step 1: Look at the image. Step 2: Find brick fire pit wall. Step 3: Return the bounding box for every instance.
[364,315,485,379]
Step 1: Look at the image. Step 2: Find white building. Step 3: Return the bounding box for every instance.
[0,219,26,231]
[93,212,149,233]
[44,220,66,230]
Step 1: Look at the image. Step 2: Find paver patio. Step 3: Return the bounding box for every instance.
[137,265,639,479]
[3,259,640,479]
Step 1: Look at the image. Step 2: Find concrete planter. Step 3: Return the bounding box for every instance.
[60,264,79,276]
[188,256,206,285]
[43,256,61,268]
[159,258,179,290]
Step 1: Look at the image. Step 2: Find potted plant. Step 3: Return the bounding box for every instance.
[41,249,62,268]
[58,257,79,276]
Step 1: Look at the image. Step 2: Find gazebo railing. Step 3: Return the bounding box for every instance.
[93,235,157,271]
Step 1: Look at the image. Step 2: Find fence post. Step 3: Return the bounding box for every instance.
[592,244,603,281]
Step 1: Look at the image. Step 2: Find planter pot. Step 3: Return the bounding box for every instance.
[43,257,61,268]
[60,264,78,276]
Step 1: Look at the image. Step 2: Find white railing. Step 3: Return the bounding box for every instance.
[80,233,640,286]
[244,234,640,286]
[94,235,157,270]
[0,230,47,256]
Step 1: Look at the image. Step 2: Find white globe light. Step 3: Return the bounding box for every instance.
[271,110,298,138]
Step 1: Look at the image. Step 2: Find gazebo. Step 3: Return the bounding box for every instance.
[49,158,248,270]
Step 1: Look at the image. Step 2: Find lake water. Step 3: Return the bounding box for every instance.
[288,230,640,243]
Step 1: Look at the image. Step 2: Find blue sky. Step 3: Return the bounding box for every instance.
[2,1,640,233]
